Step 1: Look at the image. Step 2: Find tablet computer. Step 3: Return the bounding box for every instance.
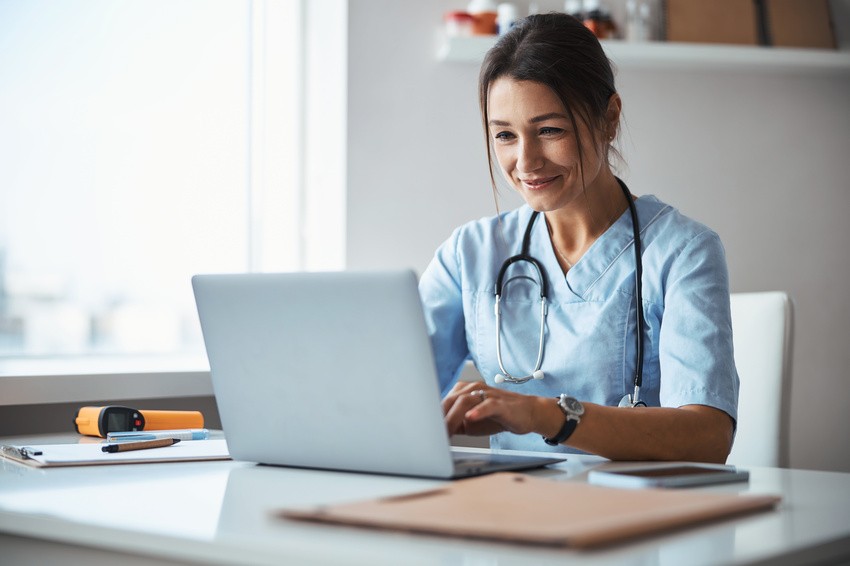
[587,463,749,489]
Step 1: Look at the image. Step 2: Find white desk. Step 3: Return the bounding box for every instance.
[1,433,849,566]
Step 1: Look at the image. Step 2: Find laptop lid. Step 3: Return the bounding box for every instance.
[192,270,561,479]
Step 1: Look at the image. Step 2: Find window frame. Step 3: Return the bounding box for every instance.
[0,0,348,406]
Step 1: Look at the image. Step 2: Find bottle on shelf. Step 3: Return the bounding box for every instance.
[497,3,519,35]
[625,0,655,42]
[444,11,476,37]
[467,0,499,35]
[582,0,617,40]
[564,0,583,21]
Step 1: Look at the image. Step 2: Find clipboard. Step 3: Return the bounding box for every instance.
[280,472,781,548]
[0,439,230,468]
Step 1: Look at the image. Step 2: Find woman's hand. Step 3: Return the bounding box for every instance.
[441,381,558,437]
[442,382,734,462]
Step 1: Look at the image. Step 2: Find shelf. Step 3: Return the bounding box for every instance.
[438,36,850,75]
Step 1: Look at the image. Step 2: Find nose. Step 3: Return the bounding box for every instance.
[516,138,544,173]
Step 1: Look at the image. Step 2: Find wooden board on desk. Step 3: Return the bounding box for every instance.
[280,472,781,549]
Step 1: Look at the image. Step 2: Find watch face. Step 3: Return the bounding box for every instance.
[562,396,585,416]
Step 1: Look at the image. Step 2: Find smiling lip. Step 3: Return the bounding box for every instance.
[520,176,559,190]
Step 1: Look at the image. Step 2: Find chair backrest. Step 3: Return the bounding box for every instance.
[726,291,794,468]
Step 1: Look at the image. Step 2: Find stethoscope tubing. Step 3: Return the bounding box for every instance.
[494,292,547,384]
[622,179,646,400]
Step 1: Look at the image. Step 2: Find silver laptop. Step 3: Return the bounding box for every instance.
[192,269,563,479]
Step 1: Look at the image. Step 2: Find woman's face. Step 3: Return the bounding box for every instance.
[487,77,608,212]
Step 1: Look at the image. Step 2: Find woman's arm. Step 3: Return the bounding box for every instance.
[568,402,734,463]
[419,227,471,395]
[443,382,734,463]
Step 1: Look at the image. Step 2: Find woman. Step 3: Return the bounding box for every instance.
[420,13,738,463]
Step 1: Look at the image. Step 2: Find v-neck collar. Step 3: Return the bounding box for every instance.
[523,196,669,300]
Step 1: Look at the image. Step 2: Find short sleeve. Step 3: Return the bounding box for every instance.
[418,228,470,395]
[658,230,739,423]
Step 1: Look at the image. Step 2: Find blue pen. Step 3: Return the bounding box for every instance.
[106,428,209,442]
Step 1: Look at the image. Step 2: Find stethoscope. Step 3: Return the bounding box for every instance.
[493,177,647,408]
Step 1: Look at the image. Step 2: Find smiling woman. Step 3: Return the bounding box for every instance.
[422,12,739,464]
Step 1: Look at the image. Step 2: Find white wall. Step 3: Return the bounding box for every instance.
[346,1,850,472]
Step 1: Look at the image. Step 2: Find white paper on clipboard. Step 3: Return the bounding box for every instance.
[0,439,230,468]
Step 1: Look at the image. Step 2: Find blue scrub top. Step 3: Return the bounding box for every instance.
[418,195,739,453]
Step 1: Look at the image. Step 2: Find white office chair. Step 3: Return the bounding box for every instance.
[726,291,794,468]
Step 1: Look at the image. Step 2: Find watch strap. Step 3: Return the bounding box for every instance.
[543,415,578,446]
[543,395,581,446]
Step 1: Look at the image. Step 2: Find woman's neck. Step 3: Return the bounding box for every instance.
[544,172,630,272]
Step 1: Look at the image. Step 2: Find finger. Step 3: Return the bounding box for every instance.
[459,417,505,437]
[461,396,508,436]
[441,383,470,415]
[440,382,464,414]
[464,393,493,423]
[465,393,537,436]
[445,390,489,435]
[444,393,478,435]
[441,382,488,414]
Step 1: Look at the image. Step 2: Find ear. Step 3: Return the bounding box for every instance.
[605,93,622,141]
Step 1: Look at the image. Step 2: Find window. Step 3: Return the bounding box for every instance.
[0,0,344,360]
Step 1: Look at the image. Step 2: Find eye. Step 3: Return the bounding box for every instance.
[493,131,515,142]
[539,126,563,136]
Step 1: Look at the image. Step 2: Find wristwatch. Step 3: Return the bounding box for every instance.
[543,394,584,446]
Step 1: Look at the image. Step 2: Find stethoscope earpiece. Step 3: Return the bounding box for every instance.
[494,374,506,384]
[532,370,545,380]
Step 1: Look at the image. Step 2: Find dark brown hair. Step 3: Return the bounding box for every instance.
[479,12,619,194]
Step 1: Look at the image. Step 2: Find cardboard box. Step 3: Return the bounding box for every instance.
[665,0,760,45]
[664,0,836,49]
[765,0,835,49]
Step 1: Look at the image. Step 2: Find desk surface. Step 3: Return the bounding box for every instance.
[1,433,849,566]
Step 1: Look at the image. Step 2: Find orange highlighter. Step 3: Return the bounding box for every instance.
[74,405,204,438]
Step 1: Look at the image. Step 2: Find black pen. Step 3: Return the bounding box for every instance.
[102,438,181,453]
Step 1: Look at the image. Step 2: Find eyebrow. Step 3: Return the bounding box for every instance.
[488,113,569,127]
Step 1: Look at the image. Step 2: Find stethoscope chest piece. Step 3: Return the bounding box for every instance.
[618,392,647,408]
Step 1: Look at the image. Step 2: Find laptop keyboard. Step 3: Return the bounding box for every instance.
[453,457,492,468]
